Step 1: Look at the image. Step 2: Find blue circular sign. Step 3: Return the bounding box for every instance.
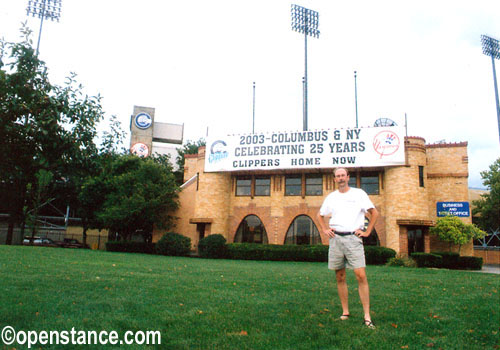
[134,112,152,129]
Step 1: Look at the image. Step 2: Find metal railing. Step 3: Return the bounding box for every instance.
[474,227,500,248]
[0,228,108,250]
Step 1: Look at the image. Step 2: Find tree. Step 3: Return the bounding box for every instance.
[176,139,206,169]
[74,115,128,246]
[175,138,205,184]
[28,169,54,238]
[429,215,486,253]
[100,114,128,155]
[472,158,500,231]
[79,154,179,242]
[0,28,104,244]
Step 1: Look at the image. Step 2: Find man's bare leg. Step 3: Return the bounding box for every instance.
[335,268,349,317]
[354,267,371,321]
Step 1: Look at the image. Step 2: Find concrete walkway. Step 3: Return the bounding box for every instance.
[476,264,500,274]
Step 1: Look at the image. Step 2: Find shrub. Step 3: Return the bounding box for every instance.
[458,256,483,270]
[409,252,483,270]
[225,244,394,264]
[364,246,397,265]
[156,232,191,256]
[410,252,443,268]
[286,244,328,262]
[198,234,228,259]
[226,243,328,262]
[106,241,155,254]
[386,256,417,268]
[432,251,460,269]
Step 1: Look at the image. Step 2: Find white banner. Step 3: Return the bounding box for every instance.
[205,126,406,172]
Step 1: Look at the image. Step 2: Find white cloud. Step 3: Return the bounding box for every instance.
[1,0,498,188]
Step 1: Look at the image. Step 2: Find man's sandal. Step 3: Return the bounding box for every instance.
[363,319,375,329]
[340,314,350,321]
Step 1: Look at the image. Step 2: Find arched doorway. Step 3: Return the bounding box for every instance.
[284,215,321,245]
[234,215,269,244]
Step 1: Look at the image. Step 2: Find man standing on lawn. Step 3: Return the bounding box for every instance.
[316,167,379,329]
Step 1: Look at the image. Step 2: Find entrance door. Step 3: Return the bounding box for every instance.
[197,224,206,241]
[407,228,425,255]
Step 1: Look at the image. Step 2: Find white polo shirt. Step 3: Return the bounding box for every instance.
[319,187,374,232]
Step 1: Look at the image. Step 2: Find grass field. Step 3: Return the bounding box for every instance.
[0,246,498,349]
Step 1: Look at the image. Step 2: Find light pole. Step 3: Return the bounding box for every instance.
[291,4,320,131]
[252,82,256,133]
[26,0,62,55]
[481,34,500,143]
[354,71,359,128]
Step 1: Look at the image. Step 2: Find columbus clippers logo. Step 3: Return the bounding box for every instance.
[134,113,152,129]
[373,130,400,158]
[208,140,228,163]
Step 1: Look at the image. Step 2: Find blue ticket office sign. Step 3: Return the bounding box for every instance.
[436,202,470,217]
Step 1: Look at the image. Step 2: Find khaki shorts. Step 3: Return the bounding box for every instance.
[328,235,366,270]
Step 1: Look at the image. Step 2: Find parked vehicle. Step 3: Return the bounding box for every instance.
[22,236,41,245]
[60,238,89,249]
[33,238,59,247]
[23,236,89,249]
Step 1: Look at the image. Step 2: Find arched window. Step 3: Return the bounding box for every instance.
[363,229,380,246]
[234,215,268,244]
[363,217,380,246]
[284,215,321,245]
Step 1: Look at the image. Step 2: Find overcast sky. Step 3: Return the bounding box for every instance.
[1,0,499,188]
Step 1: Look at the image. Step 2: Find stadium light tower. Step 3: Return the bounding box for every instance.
[481,34,500,143]
[26,0,62,55]
[291,4,320,131]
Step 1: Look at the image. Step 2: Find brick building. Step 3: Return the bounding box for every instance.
[153,130,472,256]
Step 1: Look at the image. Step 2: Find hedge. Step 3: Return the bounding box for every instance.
[198,234,228,259]
[227,243,328,262]
[411,252,483,270]
[364,246,397,265]
[432,251,460,269]
[226,243,396,264]
[106,241,155,254]
[458,256,483,270]
[410,253,443,268]
[103,238,400,267]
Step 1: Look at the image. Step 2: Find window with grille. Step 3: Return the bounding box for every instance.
[360,173,379,195]
[305,175,323,196]
[255,177,271,196]
[285,175,302,196]
[236,177,251,196]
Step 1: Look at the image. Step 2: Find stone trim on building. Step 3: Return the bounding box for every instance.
[426,141,468,149]
[427,173,469,179]
[156,136,473,256]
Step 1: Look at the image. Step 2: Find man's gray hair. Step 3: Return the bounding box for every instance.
[333,167,350,176]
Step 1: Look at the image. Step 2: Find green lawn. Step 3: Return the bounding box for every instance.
[0,246,498,350]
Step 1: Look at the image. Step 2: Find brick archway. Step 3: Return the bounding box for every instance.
[283,214,322,245]
[229,204,272,243]
[278,204,325,244]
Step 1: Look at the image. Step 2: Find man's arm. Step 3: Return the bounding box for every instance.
[356,207,379,238]
[316,210,335,238]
